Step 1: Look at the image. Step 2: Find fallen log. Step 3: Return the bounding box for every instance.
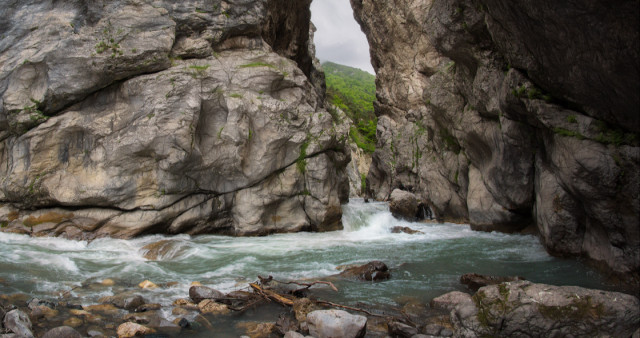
[250,283,294,306]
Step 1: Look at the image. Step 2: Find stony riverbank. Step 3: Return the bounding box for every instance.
[1,264,638,338]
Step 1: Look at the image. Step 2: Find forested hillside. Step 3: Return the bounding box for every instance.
[323,61,377,153]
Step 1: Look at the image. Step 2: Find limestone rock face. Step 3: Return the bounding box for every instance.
[0,0,349,238]
[351,0,639,281]
[451,281,640,337]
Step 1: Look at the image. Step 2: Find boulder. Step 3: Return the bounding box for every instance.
[390,226,423,234]
[197,299,230,315]
[452,281,640,337]
[338,261,390,281]
[387,321,418,337]
[430,291,472,312]
[189,286,224,304]
[138,280,158,289]
[116,322,155,338]
[459,273,525,292]
[3,309,33,338]
[306,310,367,338]
[388,190,419,220]
[62,317,83,328]
[99,294,146,311]
[41,326,82,338]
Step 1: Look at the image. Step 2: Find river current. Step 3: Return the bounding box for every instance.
[0,199,610,321]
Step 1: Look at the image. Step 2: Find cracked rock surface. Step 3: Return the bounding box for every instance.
[351,0,639,282]
[0,0,349,238]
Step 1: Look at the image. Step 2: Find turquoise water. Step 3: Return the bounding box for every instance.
[0,199,609,317]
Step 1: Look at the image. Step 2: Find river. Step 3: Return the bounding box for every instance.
[0,199,611,335]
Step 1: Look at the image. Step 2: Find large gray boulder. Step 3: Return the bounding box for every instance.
[306,310,367,338]
[388,189,418,220]
[451,281,640,337]
[351,0,639,282]
[3,309,34,338]
[41,326,82,338]
[0,0,349,239]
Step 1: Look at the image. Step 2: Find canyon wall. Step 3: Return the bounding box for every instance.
[351,0,639,282]
[0,0,350,239]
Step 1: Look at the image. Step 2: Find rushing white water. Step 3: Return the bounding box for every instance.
[0,199,608,309]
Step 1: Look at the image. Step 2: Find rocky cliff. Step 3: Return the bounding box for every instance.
[0,0,350,239]
[351,0,639,283]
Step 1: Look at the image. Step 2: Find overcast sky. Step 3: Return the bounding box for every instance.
[310,0,375,75]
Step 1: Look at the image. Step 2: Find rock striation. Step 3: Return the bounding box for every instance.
[0,0,350,239]
[351,0,639,283]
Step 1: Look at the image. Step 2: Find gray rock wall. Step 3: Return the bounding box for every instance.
[351,0,639,282]
[0,0,349,239]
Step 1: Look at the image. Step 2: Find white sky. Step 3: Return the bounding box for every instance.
[310,0,375,75]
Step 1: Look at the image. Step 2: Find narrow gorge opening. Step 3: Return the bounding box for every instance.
[310,0,377,197]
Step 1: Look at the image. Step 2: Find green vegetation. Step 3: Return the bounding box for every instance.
[323,61,377,153]
[296,140,310,173]
[239,62,277,69]
[229,93,243,99]
[189,64,210,71]
[538,295,605,320]
[94,21,123,58]
[553,127,585,140]
[566,114,577,123]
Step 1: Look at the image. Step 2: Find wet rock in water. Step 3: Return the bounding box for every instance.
[27,298,56,310]
[459,273,525,291]
[388,189,419,221]
[293,298,316,322]
[189,285,224,303]
[423,323,445,336]
[236,322,276,338]
[135,303,161,312]
[4,309,34,338]
[138,280,158,289]
[87,329,106,337]
[338,261,390,281]
[197,299,230,315]
[387,321,418,337]
[390,226,423,234]
[430,291,472,312]
[306,310,367,338]
[452,281,640,337]
[41,326,82,338]
[101,279,116,286]
[99,294,146,311]
[283,331,306,338]
[30,305,59,319]
[123,311,158,324]
[140,240,180,260]
[175,318,190,329]
[172,298,197,308]
[62,317,83,328]
[84,304,120,316]
[116,322,156,338]
[275,313,298,335]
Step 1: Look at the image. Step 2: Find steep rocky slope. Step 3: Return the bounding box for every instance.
[0,0,349,239]
[351,0,639,282]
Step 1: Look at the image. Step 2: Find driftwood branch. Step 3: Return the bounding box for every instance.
[259,275,338,292]
[250,283,294,306]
